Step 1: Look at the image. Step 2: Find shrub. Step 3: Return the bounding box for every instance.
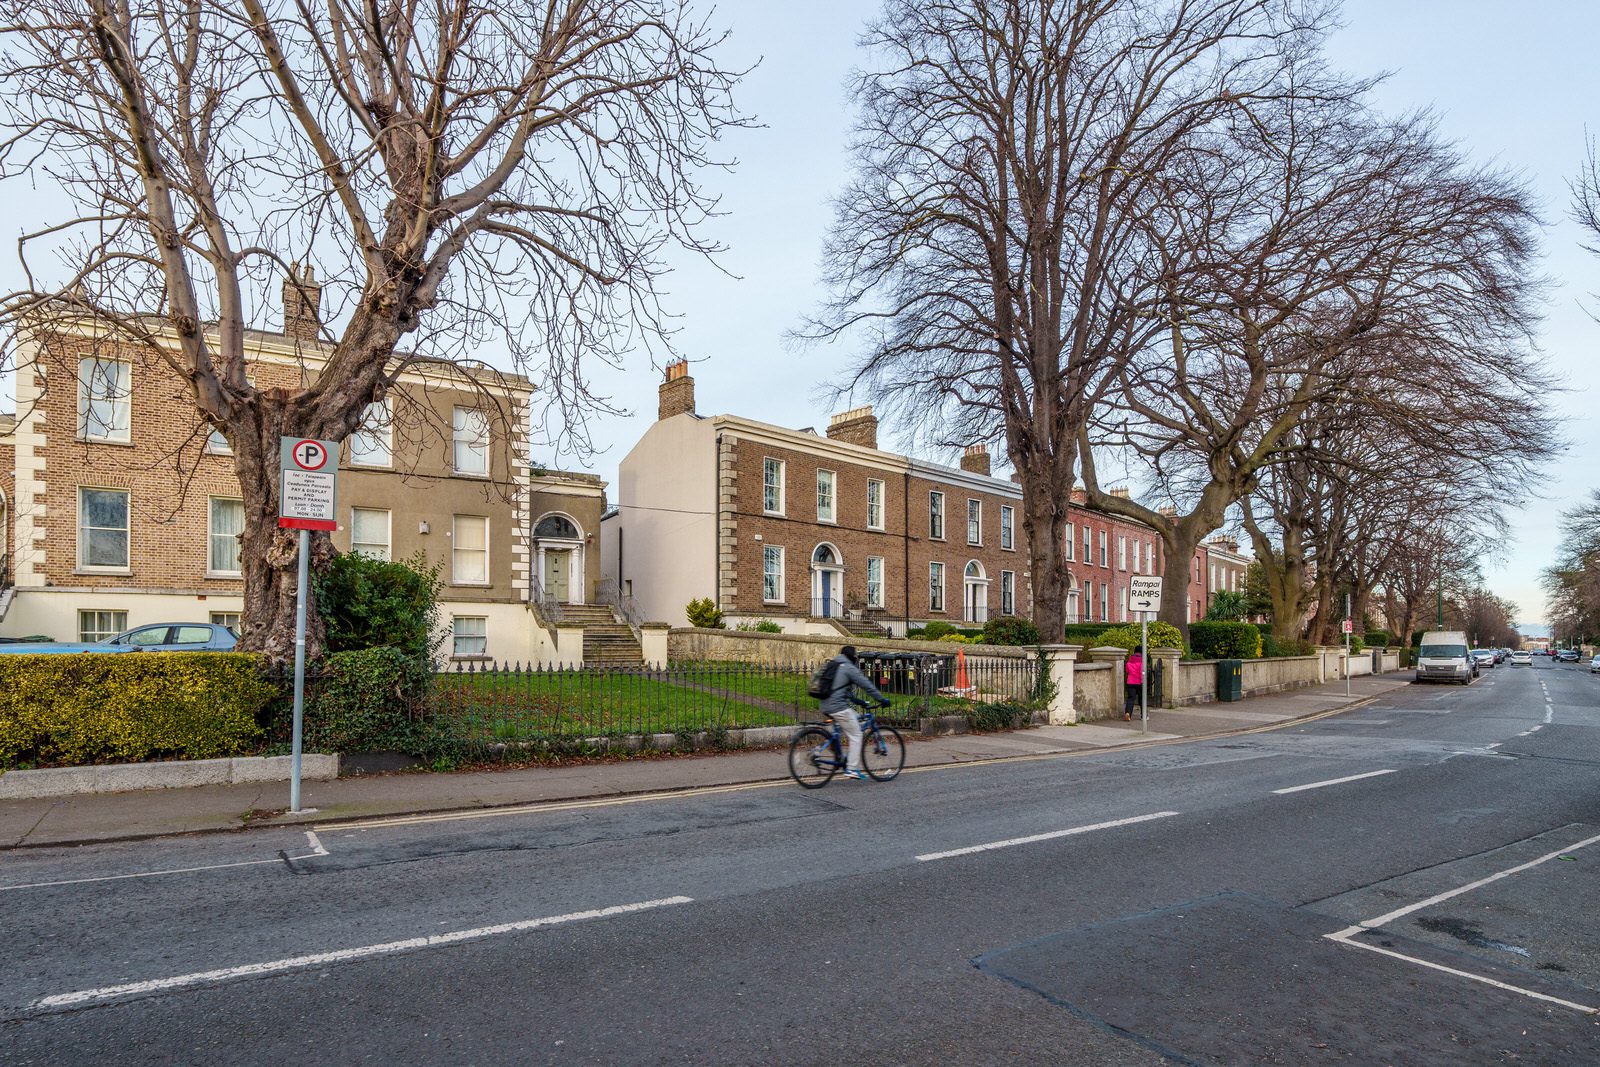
[983,615,1041,646]
[735,619,783,633]
[316,551,443,663]
[1204,590,1249,621]
[938,633,974,643]
[1189,621,1263,659]
[0,653,274,769]
[685,598,724,628]
[920,620,956,640]
[299,647,437,755]
[1364,630,1391,648]
[965,700,1035,731]
[1063,623,1108,646]
[1349,635,1366,654]
[1093,622,1185,653]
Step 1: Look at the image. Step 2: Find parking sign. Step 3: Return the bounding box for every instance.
[278,437,339,531]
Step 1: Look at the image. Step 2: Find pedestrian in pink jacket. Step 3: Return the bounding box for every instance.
[1124,646,1145,721]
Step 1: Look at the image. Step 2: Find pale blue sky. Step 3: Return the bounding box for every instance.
[571,0,1600,628]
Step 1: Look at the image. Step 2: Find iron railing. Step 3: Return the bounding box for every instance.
[810,596,844,619]
[529,575,565,624]
[595,577,643,629]
[0,555,10,594]
[963,603,991,625]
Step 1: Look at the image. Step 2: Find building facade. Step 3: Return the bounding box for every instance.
[0,277,606,665]
[604,363,1240,635]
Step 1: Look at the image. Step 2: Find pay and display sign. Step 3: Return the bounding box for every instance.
[278,437,339,531]
[1128,576,1163,613]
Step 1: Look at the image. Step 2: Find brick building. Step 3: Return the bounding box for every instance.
[0,274,607,664]
[603,364,1234,635]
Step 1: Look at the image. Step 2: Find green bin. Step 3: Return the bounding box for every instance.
[1217,659,1244,702]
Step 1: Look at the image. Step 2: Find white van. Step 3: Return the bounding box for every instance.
[1415,631,1474,685]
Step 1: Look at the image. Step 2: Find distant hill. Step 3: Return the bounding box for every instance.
[1516,623,1551,638]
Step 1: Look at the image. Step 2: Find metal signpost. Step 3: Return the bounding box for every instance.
[278,437,338,813]
[1128,576,1163,734]
[1342,593,1354,697]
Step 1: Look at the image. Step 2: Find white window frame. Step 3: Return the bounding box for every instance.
[967,499,982,546]
[1118,535,1127,571]
[866,479,885,531]
[78,609,128,643]
[1001,570,1015,616]
[452,406,489,476]
[1132,539,1141,574]
[205,427,232,455]
[866,556,884,609]
[929,491,945,540]
[763,457,786,515]
[1100,582,1109,622]
[816,469,836,524]
[351,507,393,561]
[77,486,130,571]
[210,611,242,632]
[451,615,488,658]
[763,544,785,604]
[77,357,131,443]
[1001,506,1014,551]
[1098,530,1108,568]
[452,514,490,585]
[350,399,393,468]
[1064,522,1075,561]
[929,561,945,612]
[207,496,244,576]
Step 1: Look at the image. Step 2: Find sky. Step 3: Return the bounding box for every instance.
[2,1,1594,627]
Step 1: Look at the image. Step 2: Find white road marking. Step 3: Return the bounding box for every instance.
[33,896,694,1009]
[915,811,1179,863]
[1545,707,1554,724]
[0,831,330,893]
[1325,933,1599,1014]
[1272,769,1397,795]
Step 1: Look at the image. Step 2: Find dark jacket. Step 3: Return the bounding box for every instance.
[820,655,888,715]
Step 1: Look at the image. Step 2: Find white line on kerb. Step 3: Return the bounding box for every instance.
[34,896,694,1010]
[1272,769,1396,795]
[915,811,1179,863]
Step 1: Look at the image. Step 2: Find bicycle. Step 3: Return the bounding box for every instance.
[787,706,906,788]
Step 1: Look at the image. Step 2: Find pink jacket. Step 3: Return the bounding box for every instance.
[1125,653,1144,686]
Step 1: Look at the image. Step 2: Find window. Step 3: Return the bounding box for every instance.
[351,507,392,561]
[350,400,392,467]
[78,487,130,569]
[1148,541,1156,575]
[206,427,232,454]
[1083,525,1092,565]
[967,499,982,545]
[535,514,580,539]
[210,612,241,633]
[763,544,785,603]
[816,469,836,523]
[1001,506,1014,550]
[208,497,244,574]
[452,616,487,657]
[452,406,488,475]
[1064,522,1075,561]
[763,458,785,514]
[1098,530,1108,567]
[1100,583,1109,622]
[1118,535,1127,571]
[452,515,488,583]
[77,358,131,442]
[929,562,945,612]
[1001,571,1015,616]
[78,609,127,643]
[866,556,884,608]
[866,479,884,530]
[929,492,945,540]
[1210,563,1218,591]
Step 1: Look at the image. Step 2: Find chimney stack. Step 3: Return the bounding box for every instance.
[659,359,695,420]
[282,263,322,343]
[1109,486,1131,499]
[959,444,991,476]
[826,405,878,449]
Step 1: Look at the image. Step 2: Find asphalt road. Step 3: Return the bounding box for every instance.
[4,658,1600,1065]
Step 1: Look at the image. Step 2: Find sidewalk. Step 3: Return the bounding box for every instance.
[0,673,1414,850]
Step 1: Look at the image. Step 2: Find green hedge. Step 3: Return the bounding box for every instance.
[1063,623,1108,646]
[1189,621,1263,659]
[0,653,274,769]
[1092,622,1186,653]
[982,616,1041,646]
[1364,631,1391,648]
[300,647,436,755]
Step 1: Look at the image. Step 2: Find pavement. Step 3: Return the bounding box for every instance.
[0,672,1414,850]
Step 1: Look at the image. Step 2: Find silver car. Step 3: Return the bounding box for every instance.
[0,623,238,654]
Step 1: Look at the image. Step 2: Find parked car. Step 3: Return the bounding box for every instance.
[1471,649,1497,669]
[1590,655,1600,674]
[0,623,237,655]
[1415,631,1475,685]
[1557,649,1580,663]
[1510,650,1532,666]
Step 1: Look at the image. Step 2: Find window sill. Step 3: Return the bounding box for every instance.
[763,510,786,518]
[74,567,132,576]
[452,470,491,479]
[77,437,135,447]
[348,461,393,471]
[451,581,493,588]
[816,517,837,526]
[450,654,493,663]
[204,571,243,581]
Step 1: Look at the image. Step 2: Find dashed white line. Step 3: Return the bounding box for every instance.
[1272,769,1397,795]
[915,811,1180,863]
[33,895,694,1009]
[1,831,329,892]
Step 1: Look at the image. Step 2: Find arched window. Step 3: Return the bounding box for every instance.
[534,514,579,540]
[965,560,984,580]
[813,544,837,566]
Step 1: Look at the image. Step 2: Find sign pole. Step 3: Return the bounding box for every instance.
[1344,593,1352,698]
[290,528,309,813]
[1141,613,1149,734]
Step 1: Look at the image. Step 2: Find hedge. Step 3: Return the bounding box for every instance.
[1092,622,1186,654]
[1364,631,1392,648]
[1189,621,1263,659]
[1063,623,1108,646]
[982,616,1041,646]
[296,647,436,755]
[0,653,274,769]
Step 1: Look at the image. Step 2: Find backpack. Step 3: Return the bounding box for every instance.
[807,658,843,700]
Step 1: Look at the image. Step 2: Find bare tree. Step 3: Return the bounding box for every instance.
[805,0,1330,641]
[0,0,742,660]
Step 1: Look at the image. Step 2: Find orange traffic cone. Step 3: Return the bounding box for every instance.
[954,647,969,691]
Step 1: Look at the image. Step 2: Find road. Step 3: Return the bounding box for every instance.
[4,658,1600,1064]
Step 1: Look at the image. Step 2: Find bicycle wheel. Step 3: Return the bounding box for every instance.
[861,726,905,781]
[788,726,839,789]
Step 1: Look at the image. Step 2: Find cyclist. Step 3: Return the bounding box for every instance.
[820,645,892,781]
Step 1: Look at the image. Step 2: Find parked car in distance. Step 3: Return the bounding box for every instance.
[0,623,237,655]
[1590,655,1600,674]
[1415,631,1475,685]
[1510,650,1532,666]
[1557,649,1580,663]
[1471,649,1497,669]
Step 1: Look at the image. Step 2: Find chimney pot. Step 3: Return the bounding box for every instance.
[658,359,695,419]
[826,405,878,449]
[959,443,991,476]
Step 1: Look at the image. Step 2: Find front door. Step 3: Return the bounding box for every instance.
[547,550,570,602]
[820,569,833,616]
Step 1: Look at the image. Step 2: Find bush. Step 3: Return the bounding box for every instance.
[965,700,1035,731]
[938,633,974,643]
[1189,621,1263,659]
[735,619,783,633]
[299,647,436,755]
[1364,631,1391,648]
[685,598,724,629]
[920,620,956,640]
[1093,622,1186,654]
[1204,590,1249,621]
[316,551,443,663]
[983,615,1041,646]
[1063,623,1108,646]
[0,653,274,768]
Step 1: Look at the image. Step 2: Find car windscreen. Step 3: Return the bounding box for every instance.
[1420,644,1467,659]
